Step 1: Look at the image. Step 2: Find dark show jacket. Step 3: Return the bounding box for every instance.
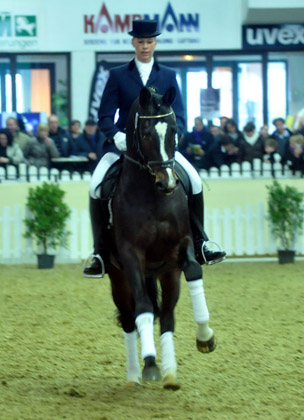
[98,59,186,139]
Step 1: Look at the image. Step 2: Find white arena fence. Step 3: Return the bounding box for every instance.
[1,202,304,264]
[0,157,303,183]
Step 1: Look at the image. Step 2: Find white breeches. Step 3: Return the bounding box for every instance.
[89,151,202,199]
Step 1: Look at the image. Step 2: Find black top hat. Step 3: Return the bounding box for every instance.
[128,19,161,38]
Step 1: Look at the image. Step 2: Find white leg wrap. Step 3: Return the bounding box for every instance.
[135,312,156,360]
[161,332,177,377]
[187,279,213,341]
[175,151,202,194]
[187,279,210,323]
[89,152,120,198]
[123,330,141,383]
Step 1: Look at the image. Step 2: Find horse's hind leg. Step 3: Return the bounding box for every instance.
[183,247,216,353]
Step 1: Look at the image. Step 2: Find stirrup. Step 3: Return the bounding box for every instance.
[83,253,105,278]
[201,240,225,266]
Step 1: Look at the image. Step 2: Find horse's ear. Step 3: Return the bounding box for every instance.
[162,87,176,106]
[139,87,152,107]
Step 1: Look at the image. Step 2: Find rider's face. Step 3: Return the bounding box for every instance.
[132,37,157,63]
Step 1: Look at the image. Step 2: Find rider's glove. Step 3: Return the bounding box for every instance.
[113,132,127,151]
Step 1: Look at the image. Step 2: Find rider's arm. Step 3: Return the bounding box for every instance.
[97,69,121,140]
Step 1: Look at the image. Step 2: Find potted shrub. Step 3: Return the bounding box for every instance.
[24,182,71,268]
[266,180,304,264]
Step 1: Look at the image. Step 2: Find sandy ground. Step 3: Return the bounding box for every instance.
[0,261,303,420]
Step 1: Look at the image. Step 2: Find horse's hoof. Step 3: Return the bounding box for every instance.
[196,335,216,353]
[126,381,141,388]
[163,374,181,391]
[142,365,162,382]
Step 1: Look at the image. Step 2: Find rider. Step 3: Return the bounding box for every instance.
[83,19,226,277]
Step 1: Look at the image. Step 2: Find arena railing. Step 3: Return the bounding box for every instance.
[0,157,303,183]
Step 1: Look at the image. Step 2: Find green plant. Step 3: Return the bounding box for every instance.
[52,80,68,127]
[266,180,304,250]
[24,182,71,254]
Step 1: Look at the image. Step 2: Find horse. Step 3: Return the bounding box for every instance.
[106,86,211,390]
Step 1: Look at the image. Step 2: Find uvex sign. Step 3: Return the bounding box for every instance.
[242,24,304,50]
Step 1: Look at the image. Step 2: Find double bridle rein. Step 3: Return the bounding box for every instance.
[124,110,176,174]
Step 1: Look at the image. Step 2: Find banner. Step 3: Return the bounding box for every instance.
[243,24,304,50]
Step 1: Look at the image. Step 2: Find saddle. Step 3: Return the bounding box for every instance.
[99,155,192,201]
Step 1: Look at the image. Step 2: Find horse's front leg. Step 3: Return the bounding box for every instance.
[120,246,161,382]
[159,269,181,390]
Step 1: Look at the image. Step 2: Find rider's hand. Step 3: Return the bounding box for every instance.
[114,132,127,151]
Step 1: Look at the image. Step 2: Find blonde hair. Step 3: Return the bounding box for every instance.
[37,123,48,133]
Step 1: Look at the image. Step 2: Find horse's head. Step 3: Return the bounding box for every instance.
[128,86,178,195]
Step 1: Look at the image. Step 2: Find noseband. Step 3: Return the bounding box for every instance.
[125,110,176,174]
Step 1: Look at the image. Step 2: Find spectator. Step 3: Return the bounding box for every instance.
[241,122,265,163]
[179,117,214,170]
[23,123,59,168]
[6,117,31,151]
[259,124,270,141]
[203,134,245,169]
[271,117,292,163]
[288,134,304,173]
[48,114,76,157]
[210,124,222,141]
[224,119,244,143]
[263,138,278,164]
[0,128,24,167]
[69,119,82,140]
[74,120,107,173]
[219,116,229,133]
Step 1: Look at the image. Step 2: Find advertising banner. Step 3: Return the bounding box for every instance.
[243,24,304,50]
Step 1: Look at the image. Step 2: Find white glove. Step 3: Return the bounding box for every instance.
[113,132,127,151]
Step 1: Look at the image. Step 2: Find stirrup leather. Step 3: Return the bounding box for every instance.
[201,240,225,266]
[83,253,105,278]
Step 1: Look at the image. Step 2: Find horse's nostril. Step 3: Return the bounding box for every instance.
[155,181,165,191]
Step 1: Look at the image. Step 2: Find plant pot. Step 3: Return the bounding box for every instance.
[37,254,55,269]
[278,250,295,264]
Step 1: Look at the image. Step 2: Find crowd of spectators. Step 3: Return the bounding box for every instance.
[0,115,109,174]
[179,116,304,174]
[1,113,304,176]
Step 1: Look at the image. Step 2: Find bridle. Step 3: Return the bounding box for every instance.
[124,110,176,175]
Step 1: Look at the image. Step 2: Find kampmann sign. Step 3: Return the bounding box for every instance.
[84,2,199,34]
[243,24,304,50]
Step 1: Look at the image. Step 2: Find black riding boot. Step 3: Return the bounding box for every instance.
[190,192,226,265]
[83,197,109,278]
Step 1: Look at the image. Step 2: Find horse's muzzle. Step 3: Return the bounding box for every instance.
[155,170,179,195]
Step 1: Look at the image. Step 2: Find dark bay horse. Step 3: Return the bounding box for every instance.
[107,86,205,390]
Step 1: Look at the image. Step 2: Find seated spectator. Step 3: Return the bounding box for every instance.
[263,138,278,164]
[271,117,292,163]
[179,117,214,171]
[0,128,25,167]
[69,119,82,140]
[6,117,31,151]
[241,122,265,163]
[23,123,59,168]
[224,119,244,143]
[203,134,245,169]
[210,124,222,141]
[74,120,107,173]
[219,116,229,133]
[48,114,77,157]
[259,124,270,141]
[288,134,304,172]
